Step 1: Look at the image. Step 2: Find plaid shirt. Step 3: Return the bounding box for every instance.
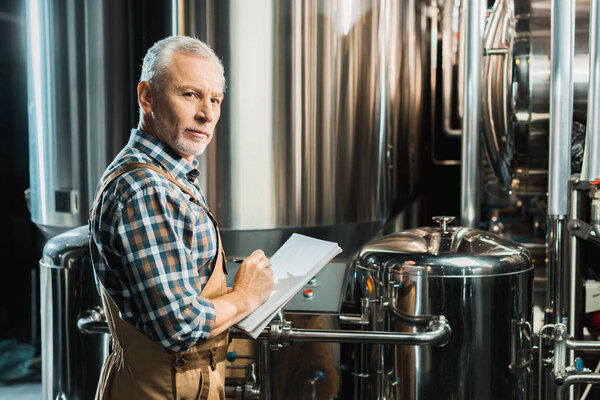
[90,129,218,353]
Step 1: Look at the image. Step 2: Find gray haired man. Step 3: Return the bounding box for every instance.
[90,35,274,400]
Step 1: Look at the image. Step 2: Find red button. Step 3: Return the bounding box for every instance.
[303,289,314,298]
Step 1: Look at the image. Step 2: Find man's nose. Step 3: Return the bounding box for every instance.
[196,98,214,122]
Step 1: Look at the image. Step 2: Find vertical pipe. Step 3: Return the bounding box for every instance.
[548,0,574,333]
[586,0,600,181]
[548,0,574,216]
[459,0,486,228]
[259,339,271,400]
[567,179,581,400]
[550,217,565,325]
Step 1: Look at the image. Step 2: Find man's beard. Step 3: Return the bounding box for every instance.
[154,117,209,158]
[168,129,209,158]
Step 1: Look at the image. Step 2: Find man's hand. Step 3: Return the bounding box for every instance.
[232,250,274,310]
[208,249,274,337]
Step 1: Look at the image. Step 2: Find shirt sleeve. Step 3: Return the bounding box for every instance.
[111,182,216,353]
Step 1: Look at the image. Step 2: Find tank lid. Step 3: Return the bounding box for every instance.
[358,217,532,276]
[41,225,90,269]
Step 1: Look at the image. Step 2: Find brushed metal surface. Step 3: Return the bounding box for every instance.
[354,225,534,399]
[40,227,108,400]
[482,0,590,193]
[25,0,172,238]
[26,0,412,258]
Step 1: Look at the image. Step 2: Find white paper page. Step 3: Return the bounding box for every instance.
[235,233,341,337]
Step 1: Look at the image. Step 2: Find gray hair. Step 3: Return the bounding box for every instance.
[137,36,225,126]
[139,35,225,91]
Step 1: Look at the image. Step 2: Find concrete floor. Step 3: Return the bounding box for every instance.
[0,382,41,400]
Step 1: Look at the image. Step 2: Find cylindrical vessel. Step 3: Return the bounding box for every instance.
[25,0,414,257]
[354,221,534,399]
[481,0,590,194]
[25,0,173,238]
[39,226,108,400]
[192,0,412,256]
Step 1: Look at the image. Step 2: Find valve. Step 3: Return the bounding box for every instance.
[302,370,326,400]
[312,370,325,383]
[575,358,584,372]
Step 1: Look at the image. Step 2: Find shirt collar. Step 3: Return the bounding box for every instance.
[126,129,200,183]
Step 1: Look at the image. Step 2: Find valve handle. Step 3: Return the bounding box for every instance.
[226,351,237,362]
[432,216,455,232]
[313,370,325,383]
[575,358,584,371]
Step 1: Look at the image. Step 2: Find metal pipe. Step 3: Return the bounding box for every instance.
[566,339,600,351]
[459,0,486,227]
[259,339,271,400]
[85,315,452,346]
[287,317,451,346]
[549,217,566,325]
[590,191,600,238]
[568,178,582,400]
[548,0,575,216]
[539,324,555,400]
[76,307,109,335]
[585,0,600,181]
[554,323,568,383]
[442,0,462,137]
[556,374,600,398]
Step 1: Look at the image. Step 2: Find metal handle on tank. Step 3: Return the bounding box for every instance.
[432,216,455,232]
[77,306,109,335]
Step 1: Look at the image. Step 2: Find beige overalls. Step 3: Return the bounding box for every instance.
[90,162,229,400]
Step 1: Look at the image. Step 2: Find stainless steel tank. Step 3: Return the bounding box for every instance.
[26,2,423,399]
[25,0,417,257]
[25,0,172,238]
[482,0,590,193]
[354,217,534,399]
[148,0,413,257]
[39,226,108,400]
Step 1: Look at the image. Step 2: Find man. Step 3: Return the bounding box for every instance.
[89,36,274,400]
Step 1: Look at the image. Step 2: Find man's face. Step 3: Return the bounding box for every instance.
[149,53,224,160]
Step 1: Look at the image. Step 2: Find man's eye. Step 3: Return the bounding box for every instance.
[184,92,196,98]
[211,98,221,105]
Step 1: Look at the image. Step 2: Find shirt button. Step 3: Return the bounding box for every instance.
[175,357,186,368]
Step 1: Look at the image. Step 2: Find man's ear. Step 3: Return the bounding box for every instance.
[137,81,153,115]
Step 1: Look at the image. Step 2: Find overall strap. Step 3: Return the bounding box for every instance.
[91,161,205,214]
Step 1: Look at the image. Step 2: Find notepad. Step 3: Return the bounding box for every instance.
[235,233,342,338]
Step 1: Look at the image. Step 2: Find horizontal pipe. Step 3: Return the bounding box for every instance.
[288,323,451,346]
[556,374,600,398]
[566,339,600,351]
[85,316,452,347]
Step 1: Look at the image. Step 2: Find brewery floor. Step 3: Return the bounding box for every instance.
[0,381,41,399]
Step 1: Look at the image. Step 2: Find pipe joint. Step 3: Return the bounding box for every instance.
[553,323,568,384]
[589,187,600,238]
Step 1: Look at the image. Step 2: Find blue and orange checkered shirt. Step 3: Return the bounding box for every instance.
[90,129,218,352]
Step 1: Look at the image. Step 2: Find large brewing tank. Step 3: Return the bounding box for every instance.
[156,0,412,257]
[25,0,172,238]
[25,0,419,258]
[482,0,590,194]
[354,217,533,399]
